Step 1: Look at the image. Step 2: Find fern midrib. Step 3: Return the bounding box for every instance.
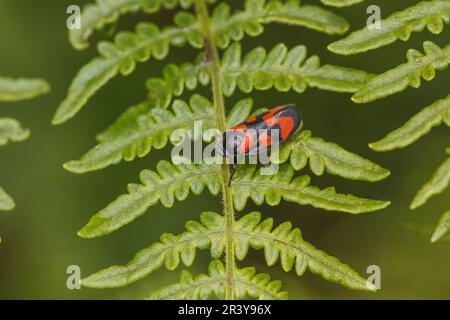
[224,66,313,80]
[195,0,237,301]
[396,100,450,136]
[412,100,450,127]
[233,181,338,203]
[295,138,371,171]
[224,63,371,87]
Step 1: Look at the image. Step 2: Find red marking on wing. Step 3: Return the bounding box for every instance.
[262,105,285,121]
[246,116,257,123]
[258,131,272,148]
[239,132,254,154]
[267,116,294,140]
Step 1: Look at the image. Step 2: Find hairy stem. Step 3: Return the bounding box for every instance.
[195,0,236,300]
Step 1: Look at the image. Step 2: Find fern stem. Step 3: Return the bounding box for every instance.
[195,0,236,300]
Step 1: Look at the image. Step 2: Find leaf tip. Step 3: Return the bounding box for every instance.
[77,228,93,239]
[430,233,440,243]
[368,141,383,152]
[409,199,420,211]
[350,92,365,104]
[327,42,348,55]
[381,200,392,210]
[63,161,84,174]
[51,112,67,126]
[380,168,391,180]
[366,282,378,292]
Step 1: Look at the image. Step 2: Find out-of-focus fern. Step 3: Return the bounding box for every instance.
[431,210,450,243]
[410,149,450,243]
[0,77,49,102]
[411,149,450,211]
[0,77,50,242]
[328,1,450,243]
[57,0,391,299]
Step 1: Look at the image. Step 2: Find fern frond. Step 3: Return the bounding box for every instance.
[320,0,365,7]
[69,0,217,50]
[55,0,350,125]
[78,161,221,238]
[328,0,450,55]
[0,77,50,102]
[431,211,450,243]
[231,164,390,213]
[0,187,14,211]
[234,211,375,291]
[220,43,374,96]
[212,0,350,50]
[64,95,216,173]
[148,260,288,300]
[352,41,450,104]
[82,211,371,292]
[54,13,202,125]
[370,94,450,152]
[0,118,30,146]
[410,148,450,210]
[276,129,390,182]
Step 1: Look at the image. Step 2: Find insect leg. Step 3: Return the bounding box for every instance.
[228,164,238,187]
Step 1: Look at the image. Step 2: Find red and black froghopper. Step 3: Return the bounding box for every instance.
[222,104,302,184]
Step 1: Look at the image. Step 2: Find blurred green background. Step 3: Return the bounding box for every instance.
[0,0,449,299]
